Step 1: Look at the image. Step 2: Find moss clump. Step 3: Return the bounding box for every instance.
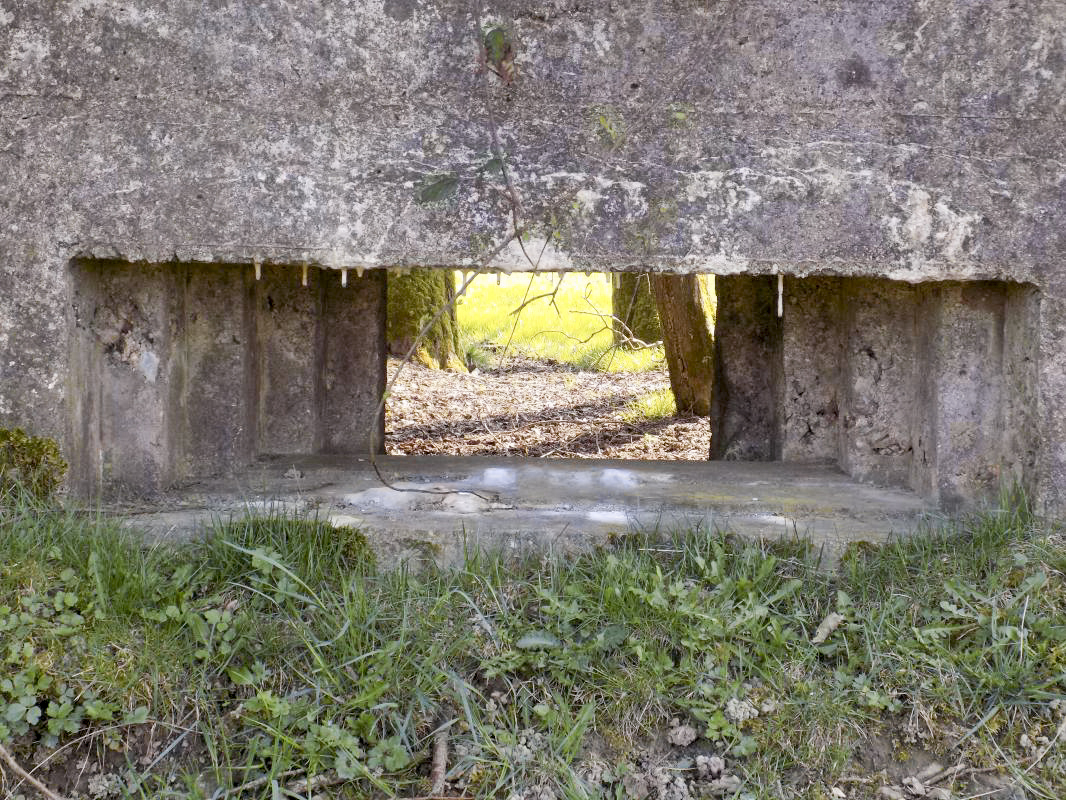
[333,524,376,573]
[0,427,67,503]
[386,269,466,371]
[612,273,661,347]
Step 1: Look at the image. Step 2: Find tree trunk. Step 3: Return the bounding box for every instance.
[386,269,466,371]
[649,274,714,416]
[612,273,661,347]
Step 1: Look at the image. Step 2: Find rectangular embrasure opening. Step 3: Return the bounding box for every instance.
[67,260,1039,512]
[713,275,1041,507]
[383,270,715,461]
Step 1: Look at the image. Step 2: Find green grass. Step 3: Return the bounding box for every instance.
[620,388,677,422]
[1,492,1064,799]
[456,272,665,372]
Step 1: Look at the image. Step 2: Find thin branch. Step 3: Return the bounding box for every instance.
[429,725,449,795]
[566,309,660,347]
[0,742,68,800]
[501,274,538,360]
[508,288,562,317]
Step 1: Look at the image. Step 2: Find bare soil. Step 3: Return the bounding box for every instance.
[385,356,711,460]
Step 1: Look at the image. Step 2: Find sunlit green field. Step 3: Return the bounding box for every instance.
[454,271,666,372]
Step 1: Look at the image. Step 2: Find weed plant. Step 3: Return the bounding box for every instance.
[0,493,1064,798]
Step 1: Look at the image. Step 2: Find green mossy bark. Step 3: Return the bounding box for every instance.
[386,269,465,371]
[612,273,661,347]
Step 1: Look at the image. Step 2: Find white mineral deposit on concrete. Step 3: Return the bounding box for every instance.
[343,487,416,511]
[600,468,639,490]
[441,492,492,513]
[477,467,516,488]
[138,351,159,383]
[586,510,630,525]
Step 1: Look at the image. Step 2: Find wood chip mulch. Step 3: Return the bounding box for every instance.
[385,356,710,460]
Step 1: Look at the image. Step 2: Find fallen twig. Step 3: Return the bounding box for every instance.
[285,771,352,795]
[0,742,68,800]
[429,724,449,796]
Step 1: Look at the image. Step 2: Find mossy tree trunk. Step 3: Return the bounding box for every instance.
[649,273,714,417]
[386,269,465,371]
[612,273,661,347]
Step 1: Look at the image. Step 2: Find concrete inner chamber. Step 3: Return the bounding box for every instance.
[64,257,1042,532]
[67,259,386,498]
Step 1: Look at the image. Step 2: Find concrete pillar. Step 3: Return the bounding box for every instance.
[838,279,918,487]
[1037,293,1066,515]
[255,265,322,455]
[1001,285,1041,499]
[319,269,387,454]
[780,276,842,463]
[711,275,782,460]
[178,264,257,477]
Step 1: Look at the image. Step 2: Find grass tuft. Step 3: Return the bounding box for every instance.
[621,388,677,422]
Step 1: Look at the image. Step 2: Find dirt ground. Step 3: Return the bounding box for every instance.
[385,357,711,460]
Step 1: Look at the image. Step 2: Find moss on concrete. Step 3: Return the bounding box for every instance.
[0,427,67,503]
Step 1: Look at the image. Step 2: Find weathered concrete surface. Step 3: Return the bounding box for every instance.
[67,261,385,496]
[0,1,1063,512]
[711,275,782,461]
[114,455,936,568]
[713,276,1048,510]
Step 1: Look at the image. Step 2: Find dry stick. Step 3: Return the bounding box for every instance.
[0,742,68,800]
[285,771,356,795]
[429,725,449,796]
[921,761,999,786]
[213,768,304,799]
[219,770,385,799]
[507,285,565,319]
[568,309,660,349]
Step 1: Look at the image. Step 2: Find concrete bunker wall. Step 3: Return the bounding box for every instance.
[713,275,1041,510]
[67,260,385,496]
[0,1,1063,514]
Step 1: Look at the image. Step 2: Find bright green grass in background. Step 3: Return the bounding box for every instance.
[621,387,677,421]
[455,272,665,373]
